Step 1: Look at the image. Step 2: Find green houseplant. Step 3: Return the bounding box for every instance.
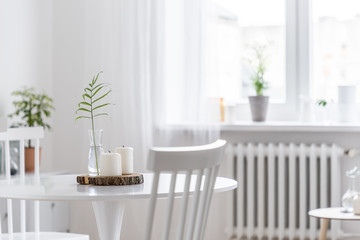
[75,72,111,176]
[246,44,270,122]
[8,87,54,172]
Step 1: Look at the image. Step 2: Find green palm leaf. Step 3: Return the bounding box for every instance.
[75,116,91,121]
[93,90,111,104]
[78,101,91,107]
[92,86,105,98]
[76,108,91,114]
[93,113,109,117]
[92,83,107,92]
[92,103,111,111]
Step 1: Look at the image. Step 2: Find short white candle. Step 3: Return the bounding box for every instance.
[100,153,122,176]
[115,146,133,174]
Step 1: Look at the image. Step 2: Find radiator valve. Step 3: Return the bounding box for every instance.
[345,148,358,158]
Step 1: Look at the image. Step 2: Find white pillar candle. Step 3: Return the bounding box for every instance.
[115,146,133,174]
[100,153,122,176]
[354,193,360,215]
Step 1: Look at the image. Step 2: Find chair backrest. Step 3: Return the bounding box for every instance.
[144,139,226,240]
[0,127,44,234]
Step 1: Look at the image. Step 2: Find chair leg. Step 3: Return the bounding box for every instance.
[320,218,329,240]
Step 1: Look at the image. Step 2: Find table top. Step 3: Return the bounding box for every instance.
[309,207,360,220]
[0,173,237,201]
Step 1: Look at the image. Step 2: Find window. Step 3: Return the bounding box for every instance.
[205,0,286,102]
[312,0,360,102]
[205,0,360,121]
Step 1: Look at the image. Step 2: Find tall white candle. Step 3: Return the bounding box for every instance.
[100,153,122,176]
[115,146,133,174]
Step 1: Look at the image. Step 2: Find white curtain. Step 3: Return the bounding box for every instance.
[79,0,220,169]
[51,0,221,238]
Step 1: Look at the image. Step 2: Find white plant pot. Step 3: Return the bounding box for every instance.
[248,96,269,122]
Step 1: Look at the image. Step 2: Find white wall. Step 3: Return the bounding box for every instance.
[0,0,54,171]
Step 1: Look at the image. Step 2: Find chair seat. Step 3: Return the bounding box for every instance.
[0,232,89,240]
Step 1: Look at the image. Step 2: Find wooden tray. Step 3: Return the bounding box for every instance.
[77,173,144,186]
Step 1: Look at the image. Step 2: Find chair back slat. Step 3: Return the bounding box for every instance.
[7,199,13,234]
[176,170,192,240]
[4,139,13,234]
[20,139,25,178]
[200,165,220,239]
[19,139,26,233]
[194,167,212,239]
[5,140,10,179]
[145,139,226,240]
[186,169,204,240]
[162,171,177,240]
[34,201,40,233]
[144,172,160,240]
[0,127,44,235]
[21,200,26,233]
[34,138,40,178]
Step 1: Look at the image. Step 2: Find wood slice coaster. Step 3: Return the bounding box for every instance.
[77,173,144,186]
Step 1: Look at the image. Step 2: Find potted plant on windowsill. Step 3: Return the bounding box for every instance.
[247,44,269,122]
[8,87,54,172]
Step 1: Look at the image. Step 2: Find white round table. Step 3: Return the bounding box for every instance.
[309,207,360,240]
[0,173,237,240]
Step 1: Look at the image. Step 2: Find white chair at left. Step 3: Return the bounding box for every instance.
[0,127,89,240]
[0,118,6,132]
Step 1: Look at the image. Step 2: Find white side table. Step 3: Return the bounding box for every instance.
[309,207,360,240]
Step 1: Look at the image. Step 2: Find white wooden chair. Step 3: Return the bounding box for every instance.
[144,139,226,240]
[0,127,89,240]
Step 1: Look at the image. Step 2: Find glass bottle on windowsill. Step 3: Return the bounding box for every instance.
[342,167,360,213]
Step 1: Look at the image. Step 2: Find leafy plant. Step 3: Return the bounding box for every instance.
[8,87,54,147]
[246,44,269,96]
[75,72,111,176]
[317,99,327,107]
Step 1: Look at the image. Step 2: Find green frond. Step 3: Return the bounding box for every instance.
[91,86,105,98]
[75,116,91,122]
[93,113,109,118]
[92,103,111,111]
[75,108,91,114]
[78,101,91,107]
[93,90,111,104]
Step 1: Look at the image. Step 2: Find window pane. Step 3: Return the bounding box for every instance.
[312,0,360,101]
[205,0,286,102]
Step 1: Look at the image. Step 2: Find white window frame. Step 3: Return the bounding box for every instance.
[235,0,313,121]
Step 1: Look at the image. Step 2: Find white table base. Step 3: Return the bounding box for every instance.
[92,201,125,240]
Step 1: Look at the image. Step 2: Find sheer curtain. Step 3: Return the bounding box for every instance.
[154,0,220,147]
[52,0,219,238]
[86,0,220,170]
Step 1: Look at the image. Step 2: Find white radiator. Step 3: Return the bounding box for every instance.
[224,143,344,240]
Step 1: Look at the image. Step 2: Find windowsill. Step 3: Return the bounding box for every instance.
[221,121,360,132]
